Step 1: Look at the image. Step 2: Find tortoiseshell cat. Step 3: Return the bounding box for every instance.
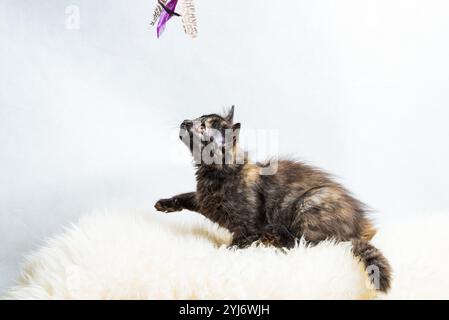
[155,106,392,292]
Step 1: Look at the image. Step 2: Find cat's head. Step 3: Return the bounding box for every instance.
[179,106,241,165]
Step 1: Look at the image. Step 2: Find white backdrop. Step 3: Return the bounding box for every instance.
[1,0,449,294]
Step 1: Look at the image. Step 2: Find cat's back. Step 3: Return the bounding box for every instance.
[261,159,337,191]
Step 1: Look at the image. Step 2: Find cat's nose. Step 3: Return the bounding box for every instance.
[181,120,193,129]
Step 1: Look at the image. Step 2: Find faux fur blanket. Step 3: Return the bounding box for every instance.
[4,211,449,299]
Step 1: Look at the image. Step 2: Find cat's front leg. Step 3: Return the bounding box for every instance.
[154,192,198,213]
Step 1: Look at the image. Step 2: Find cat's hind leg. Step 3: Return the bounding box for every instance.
[259,224,297,249]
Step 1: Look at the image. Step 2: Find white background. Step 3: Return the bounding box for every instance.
[1,0,449,294]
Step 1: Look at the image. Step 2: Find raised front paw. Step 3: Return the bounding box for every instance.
[154,198,181,213]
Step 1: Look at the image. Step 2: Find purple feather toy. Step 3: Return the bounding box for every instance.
[150,0,197,38]
[156,0,180,38]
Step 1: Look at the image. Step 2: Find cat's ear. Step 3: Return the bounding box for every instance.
[225,105,235,123]
[232,122,241,131]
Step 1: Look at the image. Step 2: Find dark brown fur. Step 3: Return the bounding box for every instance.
[155,106,392,293]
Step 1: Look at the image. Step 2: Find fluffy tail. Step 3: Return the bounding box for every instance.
[351,239,392,293]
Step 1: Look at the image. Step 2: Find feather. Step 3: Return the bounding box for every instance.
[149,0,166,26]
[157,0,179,38]
[181,0,198,38]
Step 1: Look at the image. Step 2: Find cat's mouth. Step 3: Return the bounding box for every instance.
[179,128,188,140]
[179,126,194,145]
[179,119,188,139]
[180,120,193,139]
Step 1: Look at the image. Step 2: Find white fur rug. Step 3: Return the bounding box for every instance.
[4,211,449,299]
